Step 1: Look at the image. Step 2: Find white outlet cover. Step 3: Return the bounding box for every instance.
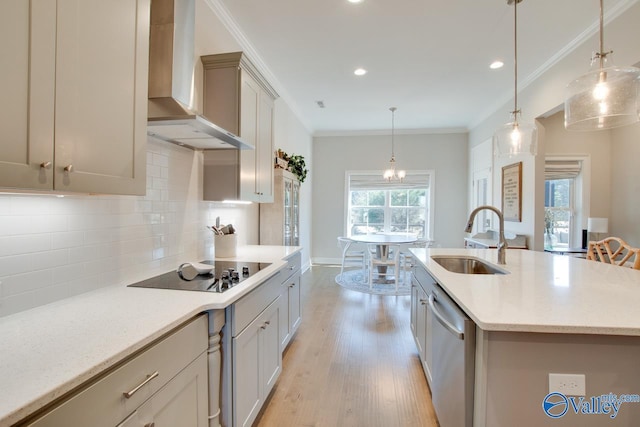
[549,373,586,396]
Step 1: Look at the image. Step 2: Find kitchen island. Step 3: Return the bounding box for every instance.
[410,248,640,427]
[0,245,301,427]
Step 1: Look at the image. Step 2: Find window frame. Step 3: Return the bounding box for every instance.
[544,155,591,249]
[344,170,435,240]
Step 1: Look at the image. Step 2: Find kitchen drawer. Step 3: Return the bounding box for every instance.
[282,252,301,281]
[23,314,208,427]
[230,269,282,336]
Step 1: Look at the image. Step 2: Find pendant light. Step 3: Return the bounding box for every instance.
[494,0,538,158]
[383,107,406,182]
[564,0,640,131]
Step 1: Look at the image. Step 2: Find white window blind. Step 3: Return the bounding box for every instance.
[544,160,582,180]
[348,171,431,190]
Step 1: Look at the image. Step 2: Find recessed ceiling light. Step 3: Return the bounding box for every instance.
[348,0,364,3]
[490,60,504,70]
[354,68,367,76]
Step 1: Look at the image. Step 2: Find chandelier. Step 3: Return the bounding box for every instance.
[383,107,406,181]
[493,0,538,158]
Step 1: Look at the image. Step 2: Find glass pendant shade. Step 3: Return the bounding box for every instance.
[565,56,640,131]
[493,114,538,157]
[493,0,537,158]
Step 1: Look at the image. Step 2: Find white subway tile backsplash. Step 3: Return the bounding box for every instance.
[0,234,51,257]
[0,139,251,317]
[51,231,85,250]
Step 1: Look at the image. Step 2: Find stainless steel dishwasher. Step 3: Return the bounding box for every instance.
[428,283,475,427]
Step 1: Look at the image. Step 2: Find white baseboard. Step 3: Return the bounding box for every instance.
[311,257,341,265]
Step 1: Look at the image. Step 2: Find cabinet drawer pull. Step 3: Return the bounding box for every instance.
[40,161,52,169]
[64,164,73,173]
[289,283,295,288]
[419,299,427,305]
[123,371,159,399]
[260,320,271,330]
[289,266,294,270]
[144,423,155,427]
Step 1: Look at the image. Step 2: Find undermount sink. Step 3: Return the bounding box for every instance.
[431,256,509,275]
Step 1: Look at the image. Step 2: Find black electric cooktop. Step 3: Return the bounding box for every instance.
[128,261,271,293]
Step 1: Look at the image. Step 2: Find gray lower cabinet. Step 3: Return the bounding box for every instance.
[279,252,302,351]
[232,298,281,427]
[22,315,209,427]
[225,270,283,427]
[411,265,435,386]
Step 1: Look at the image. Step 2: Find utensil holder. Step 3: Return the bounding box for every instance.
[215,234,237,258]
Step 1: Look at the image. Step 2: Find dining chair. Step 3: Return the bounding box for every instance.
[399,239,432,272]
[337,237,367,275]
[587,237,640,270]
[368,243,401,291]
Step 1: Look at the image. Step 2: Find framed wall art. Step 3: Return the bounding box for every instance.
[502,162,522,222]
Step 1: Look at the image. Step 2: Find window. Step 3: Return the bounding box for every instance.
[346,171,433,239]
[544,159,585,249]
[544,179,574,249]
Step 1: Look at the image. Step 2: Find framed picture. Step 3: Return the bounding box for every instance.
[502,162,522,222]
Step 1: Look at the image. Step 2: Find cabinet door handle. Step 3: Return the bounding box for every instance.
[419,299,427,305]
[64,164,73,173]
[260,320,271,329]
[144,424,155,427]
[40,161,52,169]
[123,371,159,398]
[289,283,295,288]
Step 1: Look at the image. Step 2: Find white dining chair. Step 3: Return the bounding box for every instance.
[368,243,401,291]
[337,237,367,275]
[399,239,433,272]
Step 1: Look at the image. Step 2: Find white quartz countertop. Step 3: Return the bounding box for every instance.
[0,245,301,427]
[411,248,640,336]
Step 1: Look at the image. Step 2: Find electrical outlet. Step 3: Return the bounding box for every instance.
[549,373,586,396]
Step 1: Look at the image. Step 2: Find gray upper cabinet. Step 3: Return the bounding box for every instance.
[0,0,149,195]
[201,52,278,203]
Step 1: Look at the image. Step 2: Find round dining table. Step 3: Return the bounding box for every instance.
[349,233,418,281]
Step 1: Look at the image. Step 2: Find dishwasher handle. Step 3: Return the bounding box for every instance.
[428,293,464,340]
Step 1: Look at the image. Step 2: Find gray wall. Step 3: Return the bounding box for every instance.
[312,132,468,263]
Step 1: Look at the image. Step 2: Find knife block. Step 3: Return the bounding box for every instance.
[215,234,237,258]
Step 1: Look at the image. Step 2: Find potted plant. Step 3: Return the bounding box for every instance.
[276,150,308,183]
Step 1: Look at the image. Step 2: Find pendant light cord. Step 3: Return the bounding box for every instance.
[390,107,396,159]
[513,0,519,116]
[598,0,605,68]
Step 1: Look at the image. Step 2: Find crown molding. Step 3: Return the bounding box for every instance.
[203,0,313,133]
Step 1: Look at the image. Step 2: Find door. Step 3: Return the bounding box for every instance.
[261,301,281,396]
[239,71,259,202]
[292,180,300,246]
[257,91,274,202]
[284,178,293,245]
[54,0,148,195]
[288,273,302,335]
[0,0,55,190]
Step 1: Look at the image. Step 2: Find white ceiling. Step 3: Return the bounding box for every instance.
[212,0,632,134]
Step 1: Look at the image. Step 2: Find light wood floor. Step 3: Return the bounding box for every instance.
[255,265,439,427]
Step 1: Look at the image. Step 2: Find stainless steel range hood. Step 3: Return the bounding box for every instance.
[147,0,253,150]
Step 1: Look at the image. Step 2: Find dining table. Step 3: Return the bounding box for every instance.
[349,233,418,281]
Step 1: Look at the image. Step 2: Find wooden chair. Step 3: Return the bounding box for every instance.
[368,243,401,291]
[337,237,367,275]
[587,237,640,270]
